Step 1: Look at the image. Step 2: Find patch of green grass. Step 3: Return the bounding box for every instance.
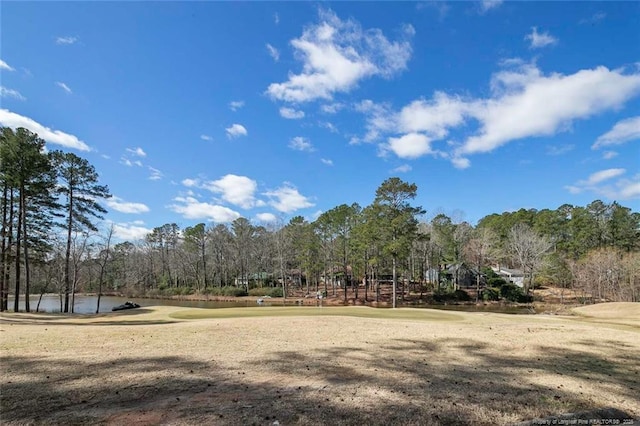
[169,306,464,322]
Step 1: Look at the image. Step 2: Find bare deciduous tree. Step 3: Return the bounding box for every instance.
[508,223,552,295]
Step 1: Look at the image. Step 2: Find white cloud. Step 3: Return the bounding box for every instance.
[266,9,413,103]
[229,100,245,111]
[0,59,15,71]
[566,170,640,200]
[170,196,241,223]
[602,151,618,160]
[256,212,277,223]
[592,116,640,149]
[459,64,640,156]
[480,0,503,13]
[546,144,575,156]
[386,133,433,159]
[148,166,163,181]
[398,93,469,137]
[580,12,606,25]
[289,136,314,152]
[391,164,412,173]
[126,147,146,157]
[451,157,471,169]
[274,12,280,25]
[319,121,338,133]
[321,158,333,166]
[321,103,344,114]
[356,64,640,165]
[200,134,213,141]
[106,196,150,214]
[56,81,72,94]
[226,123,248,138]
[0,109,90,151]
[525,27,558,49]
[280,107,305,119]
[56,36,78,45]
[264,184,314,213]
[266,43,280,61]
[0,86,26,101]
[182,178,199,187]
[112,222,153,241]
[583,168,626,185]
[205,174,258,209]
[619,179,640,199]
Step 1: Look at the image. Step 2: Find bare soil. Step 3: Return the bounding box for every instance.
[1,303,639,425]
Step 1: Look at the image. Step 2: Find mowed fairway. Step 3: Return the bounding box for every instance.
[1,304,639,425]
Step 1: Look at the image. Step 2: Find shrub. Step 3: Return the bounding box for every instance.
[221,286,248,297]
[487,277,508,288]
[249,287,284,297]
[482,287,500,301]
[433,289,471,302]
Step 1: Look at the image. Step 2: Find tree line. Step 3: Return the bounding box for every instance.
[2,126,639,313]
[1,127,111,312]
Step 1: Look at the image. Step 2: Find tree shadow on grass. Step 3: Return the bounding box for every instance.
[1,338,638,425]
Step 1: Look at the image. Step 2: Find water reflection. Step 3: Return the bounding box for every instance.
[6,295,534,315]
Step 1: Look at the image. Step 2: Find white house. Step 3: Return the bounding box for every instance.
[491,266,525,288]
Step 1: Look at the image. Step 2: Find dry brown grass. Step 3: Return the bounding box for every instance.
[1,304,639,425]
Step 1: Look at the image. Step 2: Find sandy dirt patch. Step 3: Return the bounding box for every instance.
[1,304,639,425]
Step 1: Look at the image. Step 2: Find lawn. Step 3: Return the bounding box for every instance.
[1,303,638,425]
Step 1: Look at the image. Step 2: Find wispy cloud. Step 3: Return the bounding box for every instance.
[274,12,280,25]
[391,164,412,173]
[225,123,248,138]
[580,12,606,25]
[0,59,15,71]
[56,81,72,94]
[280,107,305,119]
[0,86,26,101]
[320,158,333,166]
[266,9,413,103]
[148,166,163,181]
[0,109,90,151]
[229,100,244,111]
[592,116,640,149]
[546,144,575,156]
[56,36,78,45]
[320,103,344,114]
[566,169,639,200]
[126,147,146,157]
[602,151,618,160]
[200,134,213,141]
[319,121,338,133]
[289,136,314,152]
[266,44,280,62]
[480,0,503,13]
[525,27,558,49]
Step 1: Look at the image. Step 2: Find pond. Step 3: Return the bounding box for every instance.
[6,294,536,315]
[6,295,296,314]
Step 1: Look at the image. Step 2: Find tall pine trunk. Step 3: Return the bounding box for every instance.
[14,187,23,312]
[22,190,30,312]
[64,186,73,313]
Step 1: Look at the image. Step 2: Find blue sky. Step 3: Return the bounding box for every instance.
[1,1,639,240]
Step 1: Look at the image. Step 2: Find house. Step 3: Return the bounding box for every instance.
[491,266,525,288]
